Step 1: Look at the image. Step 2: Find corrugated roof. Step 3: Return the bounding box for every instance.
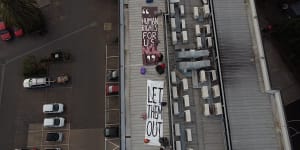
[212,0,280,149]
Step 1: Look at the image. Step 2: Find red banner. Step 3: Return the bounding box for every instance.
[142,7,161,65]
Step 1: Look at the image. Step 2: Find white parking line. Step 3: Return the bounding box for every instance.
[28,130,44,133]
[113,147,119,150]
[105,123,119,126]
[105,43,121,150]
[107,56,120,58]
[106,139,120,147]
[106,81,120,84]
[105,109,120,111]
[27,145,40,148]
[41,144,69,147]
[27,144,69,148]
[105,95,119,97]
[40,124,44,147]
[42,128,70,132]
[106,68,119,71]
[105,43,108,150]
[106,68,120,70]
[68,120,71,150]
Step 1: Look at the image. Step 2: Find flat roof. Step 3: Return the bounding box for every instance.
[125,0,169,149]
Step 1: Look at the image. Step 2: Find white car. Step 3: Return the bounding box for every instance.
[43,117,65,128]
[23,77,51,88]
[43,103,64,114]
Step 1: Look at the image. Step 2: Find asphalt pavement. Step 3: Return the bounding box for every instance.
[0,0,118,149]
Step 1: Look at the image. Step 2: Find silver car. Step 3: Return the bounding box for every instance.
[43,103,64,114]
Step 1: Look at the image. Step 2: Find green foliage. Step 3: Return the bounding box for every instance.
[0,0,45,32]
[272,19,300,70]
[23,55,48,77]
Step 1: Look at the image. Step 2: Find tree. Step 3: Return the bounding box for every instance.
[23,55,48,77]
[0,0,46,33]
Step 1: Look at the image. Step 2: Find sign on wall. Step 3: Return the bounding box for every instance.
[145,80,164,146]
[142,7,161,65]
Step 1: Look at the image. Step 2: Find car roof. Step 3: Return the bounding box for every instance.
[44,118,54,125]
[43,104,54,112]
[34,78,47,84]
[24,77,47,87]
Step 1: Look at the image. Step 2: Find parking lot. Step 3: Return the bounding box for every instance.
[0,0,118,149]
[26,123,70,149]
[104,44,120,150]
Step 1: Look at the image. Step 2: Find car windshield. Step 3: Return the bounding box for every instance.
[28,79,33,86]
[54,118,60,125]
[53,104,59,111]
[47,133,59,140]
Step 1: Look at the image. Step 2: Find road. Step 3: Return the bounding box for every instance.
[0,0,118,149]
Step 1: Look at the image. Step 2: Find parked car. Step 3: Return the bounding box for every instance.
[43,117,65,128]
[43,103,64,114]
[105,84,119,96]
[55,74,70,84]
[0,30,12,41]
[107,70,119,81]
[46,132,63,142]
[13,27,24,37]
[0,20,12,41]
[23,77,51,88]
[44,148,61,150]
[104,126,119,138]
[49,50,71,62]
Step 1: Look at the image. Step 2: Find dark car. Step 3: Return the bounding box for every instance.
[49,50,71,62]
[46,132,63,142]
[104,126,119,138]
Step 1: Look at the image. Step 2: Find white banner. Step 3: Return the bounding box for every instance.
[145,80,164,146]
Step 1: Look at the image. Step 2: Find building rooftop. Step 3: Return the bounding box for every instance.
[125,0,169,149]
